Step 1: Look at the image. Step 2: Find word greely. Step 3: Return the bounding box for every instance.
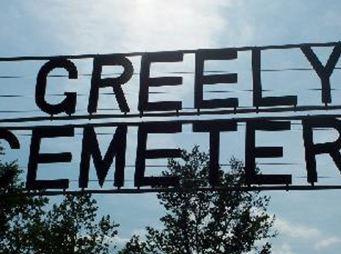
[35,43,341,116]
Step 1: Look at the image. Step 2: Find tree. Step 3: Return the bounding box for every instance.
[120,146,276,254]
[26,193,119,254]
[0,146,119,254]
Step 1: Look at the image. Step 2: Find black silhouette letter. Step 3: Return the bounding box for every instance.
[139,52,183,113]
[27,127,74,189]
[301,43,341,105]
[302,118,341,184]
[135,122,182,187]
[88,55,133,114]
[193,120,237,186]
[195,49,238,110]
[79,125,127,188]
[252,48,297,107]
[36,58,78,115]
[245,120,292,185]
[0,129,20,150]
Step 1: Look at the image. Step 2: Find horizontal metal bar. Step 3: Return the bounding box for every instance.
[0,41,339,62]
[4,185,341,196]
[1,112,341,130]
[1,105,341,125]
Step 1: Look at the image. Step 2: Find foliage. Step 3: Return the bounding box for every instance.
[22,193,119,254]
[120,146,276,254]
[0,148,118,254]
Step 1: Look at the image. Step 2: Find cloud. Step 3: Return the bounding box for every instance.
[314,236,341,250]
[13,0,242,54]
[274,217,341,253]
[275,217,320,239]
[272,243,294,254]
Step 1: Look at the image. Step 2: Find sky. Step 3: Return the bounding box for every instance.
[1,1,341,253]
